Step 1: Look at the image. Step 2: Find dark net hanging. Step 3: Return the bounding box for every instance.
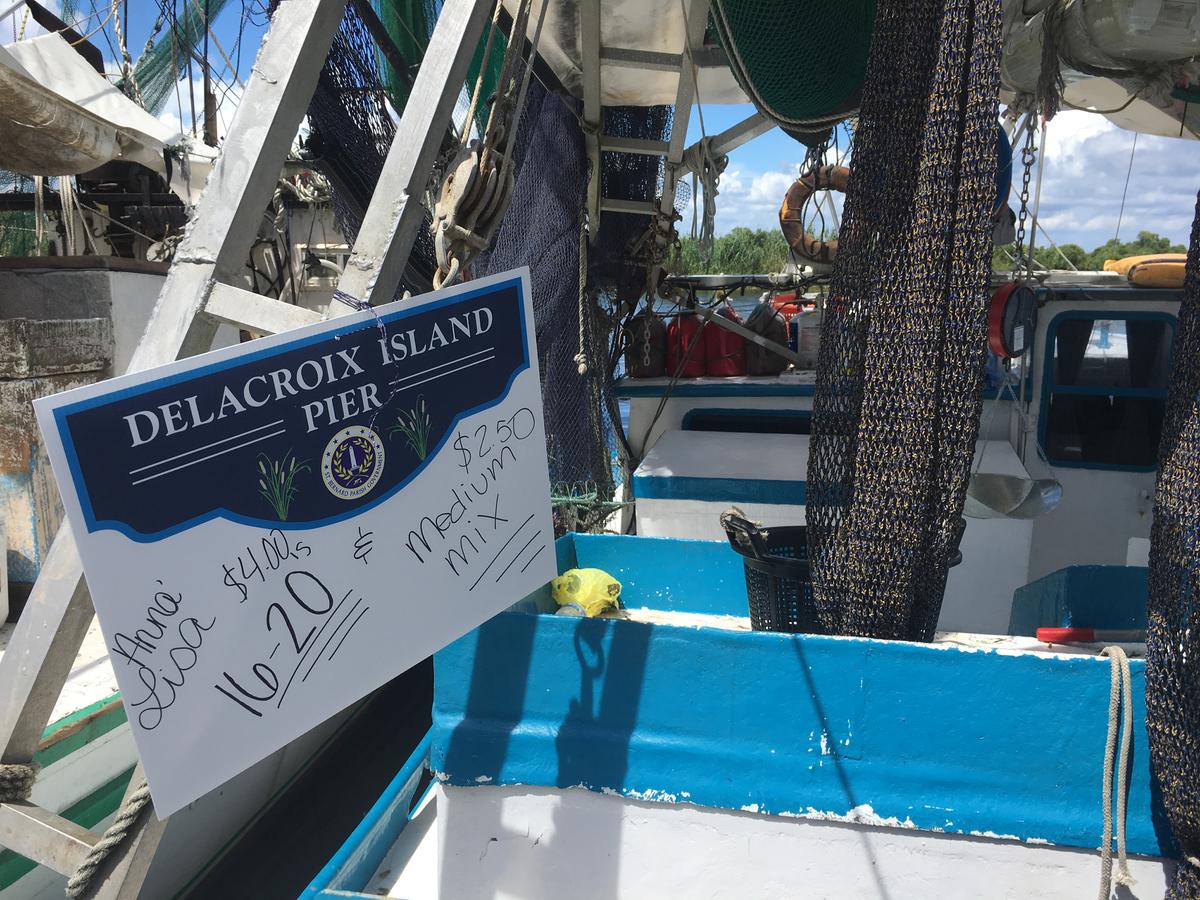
[805,0,1002,641]
[302,1,441,294]
[589,105,684,302]
[1146,192,1200,899]
[475,81,617,532]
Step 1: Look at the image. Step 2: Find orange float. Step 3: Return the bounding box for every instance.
[779,165,850,264]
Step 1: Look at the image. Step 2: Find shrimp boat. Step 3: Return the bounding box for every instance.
[2,0,1200,897]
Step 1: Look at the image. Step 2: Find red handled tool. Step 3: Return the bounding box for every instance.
[1036,627,1147,644]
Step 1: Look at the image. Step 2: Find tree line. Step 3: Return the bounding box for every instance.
[671,227,1186,275]
[992,230,1186,272]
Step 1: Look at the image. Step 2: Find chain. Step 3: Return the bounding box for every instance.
[1012,117,1037,280]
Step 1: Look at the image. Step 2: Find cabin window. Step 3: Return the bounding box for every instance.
[682,408,812,435]
[1041,313,1175,469]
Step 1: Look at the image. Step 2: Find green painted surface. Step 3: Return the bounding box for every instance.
[0,767,135,889]
[0,695,128,889]
[36,693,126,770]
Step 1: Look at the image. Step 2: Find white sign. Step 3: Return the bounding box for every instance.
[35,269,555,816]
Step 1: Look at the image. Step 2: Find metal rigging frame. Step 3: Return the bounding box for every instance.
[0,0,776,893]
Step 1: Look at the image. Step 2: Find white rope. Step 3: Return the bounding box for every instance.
[1098,646,1135,899]
[272,182,287,237]
[65,780,152,898]
[460,0,504,148]
[72,184,99,255]
[681,137,727,261]
[574,214,589,375]
[58,178,77,256]
[33,175,44,250]
[111,0,145,107]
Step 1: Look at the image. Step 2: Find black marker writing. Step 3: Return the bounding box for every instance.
[111,582,215,731]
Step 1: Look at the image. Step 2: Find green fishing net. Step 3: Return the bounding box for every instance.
[711,0,876,128]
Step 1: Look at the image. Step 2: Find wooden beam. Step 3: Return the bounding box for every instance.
[0,802,98,877]
[675,113,774,177]
[600,45,727,72]
[330,0,493,310]
[0,527,94,765]
[659,0,713,216]
[205,283,324,334]
[600,198,656,215]
[86,765,167,900]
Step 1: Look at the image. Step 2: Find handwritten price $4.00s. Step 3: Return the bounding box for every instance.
[214,570,368,719]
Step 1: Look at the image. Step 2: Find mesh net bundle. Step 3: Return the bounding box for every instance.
[805,0,1002,641]
[1146,192,1200,899]
[0,173,45,257]
[375,0,503,135]
[304,6,616,525]
[375,0,432,108]
[475,81,617,531]
[711,0,876,131]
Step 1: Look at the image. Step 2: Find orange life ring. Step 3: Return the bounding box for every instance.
[779,165,850,264]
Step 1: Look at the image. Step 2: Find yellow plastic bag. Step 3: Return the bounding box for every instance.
[551,568,622,617]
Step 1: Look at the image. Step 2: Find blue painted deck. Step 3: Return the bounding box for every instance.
[433,534,1172,857]
[307,535,1168,897]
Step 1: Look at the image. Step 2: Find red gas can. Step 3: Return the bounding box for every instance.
[666,312,706,377]
[704,303,747,376]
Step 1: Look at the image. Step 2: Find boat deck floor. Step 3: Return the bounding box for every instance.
[358,608,1144,898]
[365,785,439,898]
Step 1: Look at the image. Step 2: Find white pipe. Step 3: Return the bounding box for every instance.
[0,0,26,26]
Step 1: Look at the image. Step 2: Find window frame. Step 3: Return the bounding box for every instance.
[1038,309,1178,472]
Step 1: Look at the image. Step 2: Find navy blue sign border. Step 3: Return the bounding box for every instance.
[52,275,530,544]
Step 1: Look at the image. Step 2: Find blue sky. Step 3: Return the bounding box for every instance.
[5,3,1198,250]
[681,103,1200,251]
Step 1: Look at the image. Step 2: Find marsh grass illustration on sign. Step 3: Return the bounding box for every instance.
[390,397,433,460]
[257,450,309,520]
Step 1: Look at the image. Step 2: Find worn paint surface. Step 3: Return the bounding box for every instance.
[0,270,116,593]
[435,783,1171,900]
[0,377,97,586]
[432,533,1172,857]
[0,317,112,378]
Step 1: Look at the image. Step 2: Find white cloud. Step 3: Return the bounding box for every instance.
[1030,110,1200,248]
[747,170,795,205]
[689,161,847,236]
[0,4,52,44]
[694,109,1200,250]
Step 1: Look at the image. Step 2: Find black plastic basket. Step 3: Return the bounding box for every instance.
[721,512,821,634]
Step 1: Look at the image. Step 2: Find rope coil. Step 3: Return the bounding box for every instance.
[0,763,38,803]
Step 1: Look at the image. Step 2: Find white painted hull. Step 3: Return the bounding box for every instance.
[437,784,1172,900]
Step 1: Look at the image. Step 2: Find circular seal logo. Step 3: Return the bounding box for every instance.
[321,426,385,500]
